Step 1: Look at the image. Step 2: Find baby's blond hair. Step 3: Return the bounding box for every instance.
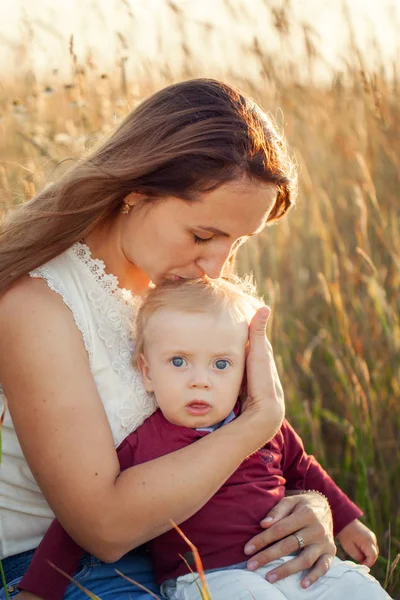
[134,275,264,364]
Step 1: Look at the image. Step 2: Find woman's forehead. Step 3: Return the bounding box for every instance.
[187,179,277,233]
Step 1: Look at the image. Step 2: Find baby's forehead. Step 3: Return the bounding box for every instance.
[147,306,248,324]
[144,307,249,341]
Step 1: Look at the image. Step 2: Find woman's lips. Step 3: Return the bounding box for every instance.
[168,275,186,281]
[186,401,211,416]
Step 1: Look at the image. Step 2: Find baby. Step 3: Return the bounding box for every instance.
[19,277,391,599]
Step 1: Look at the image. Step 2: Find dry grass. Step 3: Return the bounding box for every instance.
[0,1,399,597]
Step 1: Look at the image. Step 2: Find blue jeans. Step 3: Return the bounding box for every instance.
[1,547,160,599]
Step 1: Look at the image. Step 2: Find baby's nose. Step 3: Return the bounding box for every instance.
[189,368,211,388]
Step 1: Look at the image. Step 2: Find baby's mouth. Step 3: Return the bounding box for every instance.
[186,401,211,415]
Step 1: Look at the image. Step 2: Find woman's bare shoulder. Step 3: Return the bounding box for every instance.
[0,273,62,305]
[0,274,87,374]
[0,274,73,331]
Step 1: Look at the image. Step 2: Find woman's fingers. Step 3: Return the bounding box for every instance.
[267,545,333,588]
[260,495,298,526]
[245,505,308,555]
[245,306,284,412]
[240,306,285,444]
[249,306,271,340]
[246,528,311,570]
[245,307,272,405]
[253,547,335,587]
[299,552,336,589]
[245,494,326,555]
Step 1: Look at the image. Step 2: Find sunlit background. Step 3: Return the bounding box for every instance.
[1,0,399,79]
[1,1,399,597]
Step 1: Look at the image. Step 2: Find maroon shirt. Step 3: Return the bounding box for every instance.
[20,410,362,598]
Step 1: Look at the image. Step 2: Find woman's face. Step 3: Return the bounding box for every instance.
[121,177,277,285]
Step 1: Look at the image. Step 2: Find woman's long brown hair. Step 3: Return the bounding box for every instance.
[0,78,297,294]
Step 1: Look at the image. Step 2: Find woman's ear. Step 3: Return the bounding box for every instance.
[124,191,148,208]
[137,353,154,392]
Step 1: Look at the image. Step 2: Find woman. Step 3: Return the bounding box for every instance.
[0,79,360,599]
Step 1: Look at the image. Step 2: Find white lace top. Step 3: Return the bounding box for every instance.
[0,242,157,559]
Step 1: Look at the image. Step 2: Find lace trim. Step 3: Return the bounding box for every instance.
[69,242,135,308]
[68,242,157,438]
[29,267,93,366]
[86,284,157,437]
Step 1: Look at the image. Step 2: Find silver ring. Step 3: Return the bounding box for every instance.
[294,532,305,550]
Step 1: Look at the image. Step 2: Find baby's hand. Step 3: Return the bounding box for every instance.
[337,519,379,567]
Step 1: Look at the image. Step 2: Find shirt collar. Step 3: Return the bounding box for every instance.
[195,409,236,433]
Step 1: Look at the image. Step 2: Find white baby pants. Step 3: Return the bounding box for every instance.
[161,555,392,600]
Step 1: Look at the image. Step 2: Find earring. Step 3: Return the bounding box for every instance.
[121,203,131,215]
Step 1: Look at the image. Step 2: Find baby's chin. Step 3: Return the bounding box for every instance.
[163,409,233,430]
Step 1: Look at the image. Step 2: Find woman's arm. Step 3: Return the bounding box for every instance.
[0,279,283,563]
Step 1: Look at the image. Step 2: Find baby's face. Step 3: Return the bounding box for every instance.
[138,309,248,428]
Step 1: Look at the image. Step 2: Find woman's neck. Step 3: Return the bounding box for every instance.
[83,218,151,296]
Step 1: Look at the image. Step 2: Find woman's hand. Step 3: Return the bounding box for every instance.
[337,519,379,567]
[240,307,285,446]
[243,491,337,589]
[14,594,43,600]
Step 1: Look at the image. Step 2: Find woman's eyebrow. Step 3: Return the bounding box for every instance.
[197,226,261,238]
[196,226,230,237]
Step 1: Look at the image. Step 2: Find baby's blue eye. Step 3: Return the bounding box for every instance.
[215,359,229,370]
[171,357,186,368]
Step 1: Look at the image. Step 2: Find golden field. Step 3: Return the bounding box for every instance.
[0,2,399,596]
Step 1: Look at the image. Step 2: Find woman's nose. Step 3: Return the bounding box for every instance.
[196,250,231,279]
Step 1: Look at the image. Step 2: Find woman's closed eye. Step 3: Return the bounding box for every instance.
[193,234,214,244]
[171,356,188,368]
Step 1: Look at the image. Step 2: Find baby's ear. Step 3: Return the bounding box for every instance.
[137,354,154,392]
